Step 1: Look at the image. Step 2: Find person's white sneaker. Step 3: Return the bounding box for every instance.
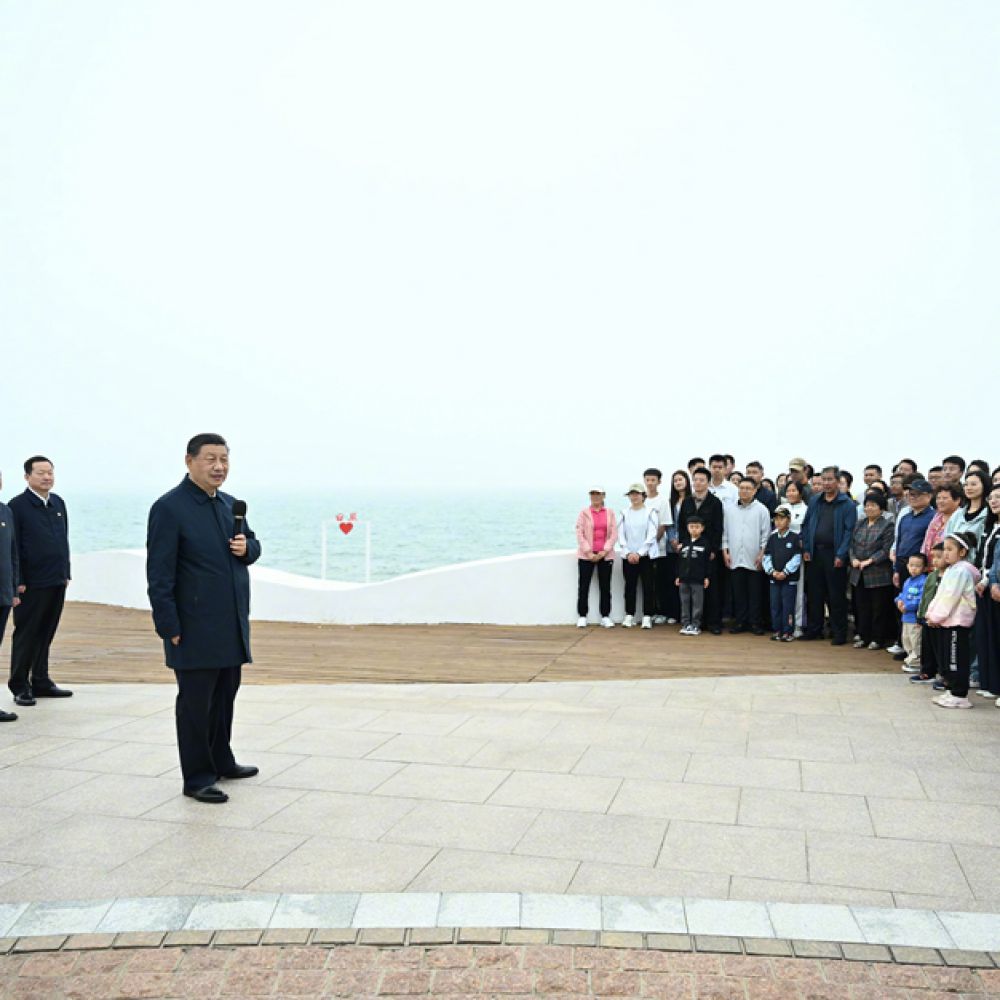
[852,638,865,649]
[600,617,614,628]
[793,628,803,639]
[867,642,881,650]
[934,693,973,709]
[901,663,921,673]
[653,615,668,625]
[623,615,635,628]
[886,643,904,655]
[691,626,702,636]
[576,617,588,628]
[667,617,678,625]
[977,689,997,697]
[641,616,652,629]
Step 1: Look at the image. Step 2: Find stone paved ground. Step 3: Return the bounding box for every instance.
[3,943,1000,999]
[1,674,999,909]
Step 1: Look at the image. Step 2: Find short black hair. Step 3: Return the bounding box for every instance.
[23,455,52,475]
[907,552,928,567]
[186,433,229,457]
[688,456,705,467]
[864,464,882,475]
[746,461,763,472]
[902,472,921,487]
[863,490,888,511]
[708,454,726,465]
[839,470,854,488]
[724,454,735,464]
[820,465,840,477]
[935,483,963,502]
[804,463,815,477]
[691,466,711,481]
[897,458,917,471]
[929,465,943,474]
[942,455,966,471]
[932,541,945,551]
[643,468,662,480]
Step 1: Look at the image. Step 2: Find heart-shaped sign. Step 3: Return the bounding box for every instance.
[339,522,354,535]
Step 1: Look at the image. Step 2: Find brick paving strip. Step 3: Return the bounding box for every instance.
[3,928,1000,998]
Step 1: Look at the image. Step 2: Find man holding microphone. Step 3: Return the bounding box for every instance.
[146,433,261,804]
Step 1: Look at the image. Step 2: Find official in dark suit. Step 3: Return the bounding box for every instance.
[146,433,261,804]
[0,471,20,722]
[7,456,74,706]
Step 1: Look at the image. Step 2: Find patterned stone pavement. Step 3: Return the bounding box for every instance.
[3,939,1000,999]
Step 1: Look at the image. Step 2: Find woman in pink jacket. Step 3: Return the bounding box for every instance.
[576,488,618,628]
[926,531,981,709]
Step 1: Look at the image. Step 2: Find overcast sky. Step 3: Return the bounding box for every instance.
[1,1,997,494]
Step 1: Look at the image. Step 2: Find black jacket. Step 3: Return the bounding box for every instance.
[0,502,19,606]
[677,492,724,551]
[764,529,803,581]
[7,489,70,589]
[677,538,712,584]
[146,476,261,671]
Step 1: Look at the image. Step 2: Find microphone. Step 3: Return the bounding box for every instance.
[232,499,247,537]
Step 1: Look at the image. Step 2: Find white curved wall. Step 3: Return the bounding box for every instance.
[69,549,636,625]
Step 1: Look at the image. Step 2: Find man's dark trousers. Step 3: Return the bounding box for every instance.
[805,547,848,642]
[704,553,725,628]
[9,584,65,696]
[730,568,762,630]
[0,605,9,648]
[174,665,240,791]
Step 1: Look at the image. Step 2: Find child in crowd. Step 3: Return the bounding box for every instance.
[895,553,928,672]
[925,532,981,709]
[675,516,711,636]
[763,506,802,641]
[910,543,945,685]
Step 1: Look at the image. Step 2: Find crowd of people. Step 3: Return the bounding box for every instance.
[576,454,1000,710]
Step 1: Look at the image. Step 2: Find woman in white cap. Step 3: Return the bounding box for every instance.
[616,484,659,628]
[575,488,618,628]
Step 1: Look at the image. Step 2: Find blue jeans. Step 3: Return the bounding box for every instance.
[769,579,797,636]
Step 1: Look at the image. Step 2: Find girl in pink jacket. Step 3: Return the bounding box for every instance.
[576,489,619,628]
[926,531,981,709]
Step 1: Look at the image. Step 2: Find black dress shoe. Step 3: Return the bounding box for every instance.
[0,710,17,722]
[709,626,723,636]
[831,638,847,646]
[33,685,73,698]
[751,627,766,636]
[184,785,229,804]
[729,625,747,635]
[13,693,35,707]
[219,764,259,780]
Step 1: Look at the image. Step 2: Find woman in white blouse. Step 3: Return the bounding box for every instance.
[616,484,659,629]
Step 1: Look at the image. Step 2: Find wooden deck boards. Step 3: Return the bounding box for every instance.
[45,603,898,686]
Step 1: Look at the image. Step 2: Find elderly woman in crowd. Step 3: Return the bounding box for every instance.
[849,491,897,650]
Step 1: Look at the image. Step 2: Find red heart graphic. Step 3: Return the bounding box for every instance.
[339,522,354,535]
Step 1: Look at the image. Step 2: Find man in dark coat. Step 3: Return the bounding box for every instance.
[7,456,74,705]
[0,471,20,721]
[146,433,262,804]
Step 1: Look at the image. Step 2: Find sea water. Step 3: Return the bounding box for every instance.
[67,489,588,582]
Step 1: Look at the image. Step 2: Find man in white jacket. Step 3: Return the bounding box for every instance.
[723,479,772,635]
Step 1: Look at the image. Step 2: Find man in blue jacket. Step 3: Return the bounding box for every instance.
[7,456,74,705]
[146,433,262,804]
[800,465,857,645]
[0,471,21,721]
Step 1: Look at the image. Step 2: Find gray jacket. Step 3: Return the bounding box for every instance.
[0,502,19,607]
[723,499,771,571]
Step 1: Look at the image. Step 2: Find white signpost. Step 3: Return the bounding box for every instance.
[320,513,371,583]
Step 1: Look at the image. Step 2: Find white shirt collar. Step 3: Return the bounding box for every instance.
[27,487,50,506]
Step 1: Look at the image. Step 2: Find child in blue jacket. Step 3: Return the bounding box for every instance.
[896,552,928,672]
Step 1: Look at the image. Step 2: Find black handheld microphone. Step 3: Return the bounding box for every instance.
[232,499,247,537]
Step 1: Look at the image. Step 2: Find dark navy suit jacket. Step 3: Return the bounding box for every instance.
[0,502,19,607]
[7,489,70,588]
[145,476,261,671]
